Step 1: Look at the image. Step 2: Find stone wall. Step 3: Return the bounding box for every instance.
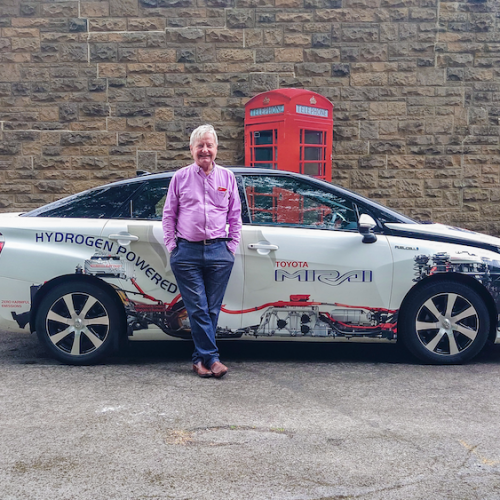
[0,0,499,233]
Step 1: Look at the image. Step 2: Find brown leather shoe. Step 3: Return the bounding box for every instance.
[210,361,228,378]
[192,362,212,378]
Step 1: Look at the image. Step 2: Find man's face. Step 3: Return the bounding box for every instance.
[190,132,218,172]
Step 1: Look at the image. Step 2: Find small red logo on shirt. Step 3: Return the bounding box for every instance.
[218,187,227,192]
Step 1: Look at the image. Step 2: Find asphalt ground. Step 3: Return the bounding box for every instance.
[1,331,500,500]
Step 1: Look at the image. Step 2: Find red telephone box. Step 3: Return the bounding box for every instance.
[244,88,334,180]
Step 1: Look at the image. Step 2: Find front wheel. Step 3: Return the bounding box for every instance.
[399,281,490,364]
[35,280,124,365]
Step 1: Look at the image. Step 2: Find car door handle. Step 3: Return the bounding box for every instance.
[248,242,278,251]
[108,232,139,242]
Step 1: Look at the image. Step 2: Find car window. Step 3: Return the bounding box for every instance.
[114,178,171,220]
[236,175,251,224]
[242,174,358,230]
[24,183,141,219]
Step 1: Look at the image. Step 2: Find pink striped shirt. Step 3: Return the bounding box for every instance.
[162,163,242,254]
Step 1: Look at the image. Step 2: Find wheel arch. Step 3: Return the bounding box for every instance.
[30,274,128,347]
[398,273,498,343]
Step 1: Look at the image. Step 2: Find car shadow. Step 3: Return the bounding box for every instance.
[5,330,499,367]
[117,340,416,366]
[116,338,500,366]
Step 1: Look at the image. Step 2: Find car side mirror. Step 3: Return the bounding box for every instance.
[358,214,377,243]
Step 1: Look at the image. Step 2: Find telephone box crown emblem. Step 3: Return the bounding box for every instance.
[310,97,317,104]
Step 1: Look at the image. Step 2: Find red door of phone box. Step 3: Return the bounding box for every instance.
[244,89,334,181]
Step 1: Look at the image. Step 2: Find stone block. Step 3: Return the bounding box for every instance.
[351,170,378,189]
[109,0,139,16]
[137,151,157,171]
[35,180,71,194]
[69,18,88,32]
[304,48,340,62]
[416,68,446,86]
[226,9,254,28]
[117,132,144,145]
[351,72,388,86]
[283,33,311,47]
[295,63,331,76]
[0,182,30,193]
[81,2,110,17]
[312,33,331,48]
[409,8,436,22]
[144,132,166,149]
[342,26,379,43]
[80,103,110,117]
[90,44,118,62]
[463,189,489,202]
[470,13,495,33]
[20,4,38,17]
[59,103,79,122]
[89,18,127,31]
[359,156,387,168]
[217,49,254,63]
[205,29,244,44]
[370,140,405,154]
[331,63,350,77]
[128,17,166,31]
[41,2,79,18]
[0,143,21,155]
[98,63,126,78]
[60,44,88,63]
[250,73,279,92]
[333,140,369,155]
[262,28,283,46]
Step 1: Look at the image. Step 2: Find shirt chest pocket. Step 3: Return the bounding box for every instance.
[214,190,229,208]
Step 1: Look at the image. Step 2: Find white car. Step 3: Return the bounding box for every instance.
[0,168,499,365]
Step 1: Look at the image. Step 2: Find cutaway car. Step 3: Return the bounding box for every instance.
[1,168,500,365]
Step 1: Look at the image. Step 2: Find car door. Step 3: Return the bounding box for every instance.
[100,178,245,339]
[235,173,395,335]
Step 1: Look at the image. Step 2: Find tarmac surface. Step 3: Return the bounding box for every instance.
[1,331,500,500]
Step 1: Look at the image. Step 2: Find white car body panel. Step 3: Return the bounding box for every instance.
[239,227,394,328]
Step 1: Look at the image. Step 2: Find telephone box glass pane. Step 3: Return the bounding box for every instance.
[303,163,321,176]
[304,147,322,161]
[254,130,274,145]
[255,148,273,161]
[304,130,323,145]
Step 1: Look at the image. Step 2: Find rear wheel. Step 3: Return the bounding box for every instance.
[36,281,123,365]
[400,281,490,364]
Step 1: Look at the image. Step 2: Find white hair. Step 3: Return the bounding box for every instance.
[190,124,218,146]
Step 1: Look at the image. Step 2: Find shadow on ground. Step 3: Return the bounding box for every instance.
[3,329,500,367]
[117,338,500,366]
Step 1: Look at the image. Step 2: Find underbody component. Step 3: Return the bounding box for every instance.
[254,298,397,339]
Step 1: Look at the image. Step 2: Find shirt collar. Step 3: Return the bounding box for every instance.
[194,162,217,176]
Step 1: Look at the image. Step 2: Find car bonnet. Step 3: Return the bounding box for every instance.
[384,222,500,251]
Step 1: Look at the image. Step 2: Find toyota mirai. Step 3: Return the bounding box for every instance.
[0,167,499,365]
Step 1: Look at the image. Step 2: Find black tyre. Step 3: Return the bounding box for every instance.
[36,280,124,365]
[400,281,490,364]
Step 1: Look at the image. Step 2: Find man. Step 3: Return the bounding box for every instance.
[162,124,242,378]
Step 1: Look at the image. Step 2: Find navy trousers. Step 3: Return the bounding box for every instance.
[170,239,235,367]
